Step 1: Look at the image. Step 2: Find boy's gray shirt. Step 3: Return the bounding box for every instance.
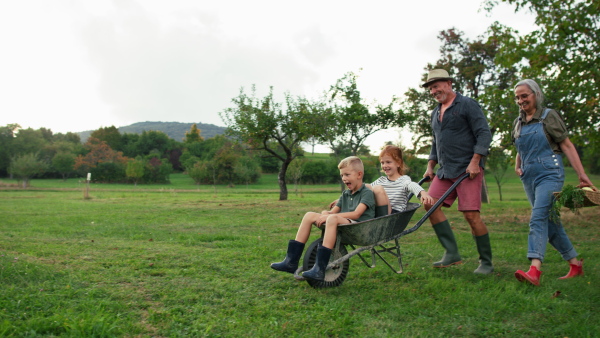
[428,92,492,179]
[335,183,375,222]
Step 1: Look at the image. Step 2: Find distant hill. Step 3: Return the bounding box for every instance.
[77,121,227,142]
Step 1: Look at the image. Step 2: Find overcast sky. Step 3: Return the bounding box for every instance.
[0,0,535,151]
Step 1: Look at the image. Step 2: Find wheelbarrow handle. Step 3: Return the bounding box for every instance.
[401,172,470,236]
[417,176,431,186]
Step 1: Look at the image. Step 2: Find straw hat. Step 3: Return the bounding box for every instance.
[422,69,454,88]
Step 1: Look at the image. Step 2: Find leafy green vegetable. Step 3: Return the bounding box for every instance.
[552,184,586,220]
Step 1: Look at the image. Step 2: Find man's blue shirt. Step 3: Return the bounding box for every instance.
[428,92,492,179]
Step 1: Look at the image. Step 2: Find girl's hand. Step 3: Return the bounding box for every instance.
[328,200,338,210]
[419,191,435,206]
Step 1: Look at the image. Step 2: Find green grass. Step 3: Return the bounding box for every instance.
[0,169,599,336]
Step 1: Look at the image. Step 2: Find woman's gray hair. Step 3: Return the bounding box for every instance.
[514,79,544,111]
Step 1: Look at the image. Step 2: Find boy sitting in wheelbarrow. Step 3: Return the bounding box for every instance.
[270,156,375,281]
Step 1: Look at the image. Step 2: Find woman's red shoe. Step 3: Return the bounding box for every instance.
[558,259,584,280]
[515,266,542,286]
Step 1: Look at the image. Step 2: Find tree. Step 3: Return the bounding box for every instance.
[11,128,49,160]
[399,88,435,153]
[121,133,140,157]
[90,126,123,151]
[220,86,321,200]
[52,152,76,181]
[53,132,81,144]
[286,157,306,196]
[213,142,240,187]
[188,160,219,195]
[486,0,600,170]
[74,137,128,182]
[234,156,261,188]
[0,124,20,176]
[320,72,409,156]
[184,123,204,143]
[486,147,511,201]
[143,156,172,184]
[301,159,339,184]
[134,130,170,156]
[9,153,49,188]
[126,158,145,186]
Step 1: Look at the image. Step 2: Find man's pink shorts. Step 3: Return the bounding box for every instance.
[428,171,483,211]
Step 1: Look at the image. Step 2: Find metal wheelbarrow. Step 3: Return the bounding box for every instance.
[294,173,469,288]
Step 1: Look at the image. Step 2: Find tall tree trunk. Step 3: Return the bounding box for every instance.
[278,160,290,201]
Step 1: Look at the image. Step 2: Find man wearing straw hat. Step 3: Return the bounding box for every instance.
[421,69,494,274]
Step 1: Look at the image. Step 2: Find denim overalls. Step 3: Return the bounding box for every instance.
[515,109,577,262]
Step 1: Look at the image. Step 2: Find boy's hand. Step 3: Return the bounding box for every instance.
[315,214,329,227]
[419,191,435,206]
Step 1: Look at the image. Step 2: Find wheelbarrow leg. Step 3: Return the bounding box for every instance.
[369,238,404,274]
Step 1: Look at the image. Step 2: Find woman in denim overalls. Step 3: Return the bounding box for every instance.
[512,79,595,286]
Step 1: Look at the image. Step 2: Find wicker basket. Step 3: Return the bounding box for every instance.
[554,186,600,208]
[582,187,600,207]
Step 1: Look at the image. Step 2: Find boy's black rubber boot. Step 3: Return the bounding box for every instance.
[270,240,305,273]
[302,245,332,281]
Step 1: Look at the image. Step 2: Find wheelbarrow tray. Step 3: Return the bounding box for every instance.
[338,202,420,246]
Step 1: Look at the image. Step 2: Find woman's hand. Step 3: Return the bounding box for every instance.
[576,174,594,190]
[515,167,523,176]
[515,153,522,176]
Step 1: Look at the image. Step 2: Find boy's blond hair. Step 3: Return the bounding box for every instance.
[338,156,364,173]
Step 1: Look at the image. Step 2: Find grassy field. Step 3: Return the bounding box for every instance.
[1,169,599,337]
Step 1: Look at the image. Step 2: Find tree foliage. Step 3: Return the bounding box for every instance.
[486,0,600,171]
[52,152,76,181]
[184,123,204,143]
[126,158,145,186]
[486,147,511,201]
[0,124,20,176]
[90,126,123,151]
[220,86,321,200]
[11,128,49,161]
[401,26,520,151]
[320,72,410,156]
[74,138,128,182]
[187,160,218,186]
[9,153,49,188]
[235,156,261,187]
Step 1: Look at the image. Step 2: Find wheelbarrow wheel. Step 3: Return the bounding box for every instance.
[303,238,349,288]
